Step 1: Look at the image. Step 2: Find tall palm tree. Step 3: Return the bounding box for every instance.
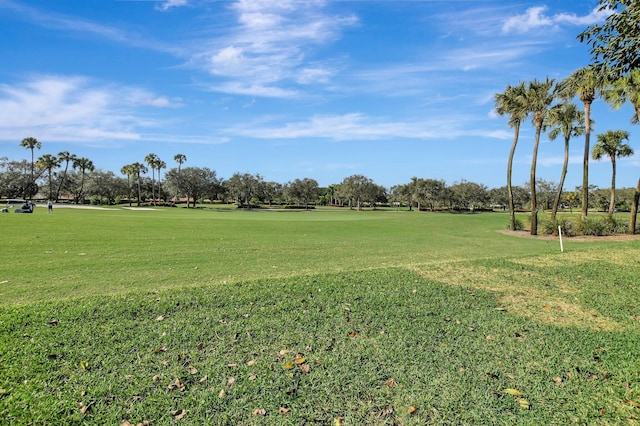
[546,103,585,225]
[605,69,640,232]
[524,78,557,235]
[144,153,159,206]
[157,159,166,203]
[120,164,137,207]
[173,154,187,206]
[558,66,610,219]
[495,82,528,230]
[19,137,42,199]
[592,130,633,216]
[36,154,61,201]
[55,151,77,202]
[131,162,147,206]
[72,157,95,204]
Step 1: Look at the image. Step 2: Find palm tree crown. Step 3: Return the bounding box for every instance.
[592,130,633,216]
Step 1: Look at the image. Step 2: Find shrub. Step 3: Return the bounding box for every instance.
[602,216,629,234]
[541,217,576,237]
[506,218,525,231]
[575,217,608,236]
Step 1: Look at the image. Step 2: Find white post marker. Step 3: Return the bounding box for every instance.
[558,226,564,253]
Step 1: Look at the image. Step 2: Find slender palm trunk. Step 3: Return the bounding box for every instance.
[136,174,142,207]
[151,169,156,206]
[581,102,592,219]
[609,157,616,216]
[551,135,570,229]
[507,123,520,230]
[530,123,542,235]
[630,177,640,234]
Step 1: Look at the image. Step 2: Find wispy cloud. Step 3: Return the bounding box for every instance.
[0,0,183,54]
[225,112,505,141]
[0,75,181,143]
[502,6,611,34]
[156,0,189,12]
[196,0,357,97]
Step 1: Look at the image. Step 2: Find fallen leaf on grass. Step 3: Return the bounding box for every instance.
[625,400,640,408]
[283,361,295,370]
[48,319,59,325]
[247,360,256,366]
[385,378,396,387]
[156,315,165,322]
[552,376,563,384]
[197,343,204,351]
[252,408,266,416]
[79,360,89,371]
[299,364,311,373]
[517,398,530,410]
[78,402,91,414]
[503,388,523,397]
[249,375,257,381]
[334,417,344,426]
[294,356,306,365]
[227,363,238,368]
[218,389,225,398]
[227,376,235,387]
[171,409,187,420]
[347,331,360,338]
[167,378,185,392]
[199,376,207,383]
[279,407,290,413]
[408,406,418,415]
[186,365,198,375]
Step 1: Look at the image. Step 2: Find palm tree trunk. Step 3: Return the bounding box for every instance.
[581,101,592,219]
[630,177,640,234]
[551,136,570,230]
[609,157,616,216]
[507,123,520,230]
[530,125,542,235]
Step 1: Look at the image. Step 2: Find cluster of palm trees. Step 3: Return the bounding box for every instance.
[121,153,187,207]
[495,66,638,235]
[19,137,95,202]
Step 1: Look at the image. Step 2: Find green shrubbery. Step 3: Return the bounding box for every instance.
[540,215,629,236]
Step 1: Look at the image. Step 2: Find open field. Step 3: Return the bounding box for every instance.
[1,207,639,424]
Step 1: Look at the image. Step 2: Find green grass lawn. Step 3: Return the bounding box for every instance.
[1,207,639,424]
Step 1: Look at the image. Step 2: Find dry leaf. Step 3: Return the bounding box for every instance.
[348,331,360,338]
[48,319,59,325]
[249,375,257,381]
[486,335,493,340]
[385,378,396,387]
[294,356,306,365]
[227,376,235,387]
[79,360,89,371]
[408,406,418,415]
[625,399,640,408]
[197,343,204,351]
[199,376,208,383]
[334,417,344,426]
[279,407,290,413]
[247,360,256,366]
[153,375,160,382]
[517,398,530,410]
[156,315,165,321]
[171,409,187,420]
[503,388,523,397]
[252,408,266,416]
[283,361,295,370]
[300,364,311,373]
[218,389,226,398]
[279,349,290,355]
[186,365,198,375]
[552,376,563,384]
[227,363,238,368]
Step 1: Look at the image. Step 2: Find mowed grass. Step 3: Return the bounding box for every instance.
[1,206,639,424]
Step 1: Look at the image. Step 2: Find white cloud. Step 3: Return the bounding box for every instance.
[0,75,180,143]
[502,6,611,34]
[198,0,357,97]
[156,0,189,12]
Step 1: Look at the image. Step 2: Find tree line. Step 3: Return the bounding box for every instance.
[1,141,636,217]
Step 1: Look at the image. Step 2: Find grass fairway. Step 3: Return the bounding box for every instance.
[1,207,639,424]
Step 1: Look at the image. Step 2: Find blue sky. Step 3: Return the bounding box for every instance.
[1,0,638,190]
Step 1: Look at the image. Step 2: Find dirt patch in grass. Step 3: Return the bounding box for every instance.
[498,229,640,242]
